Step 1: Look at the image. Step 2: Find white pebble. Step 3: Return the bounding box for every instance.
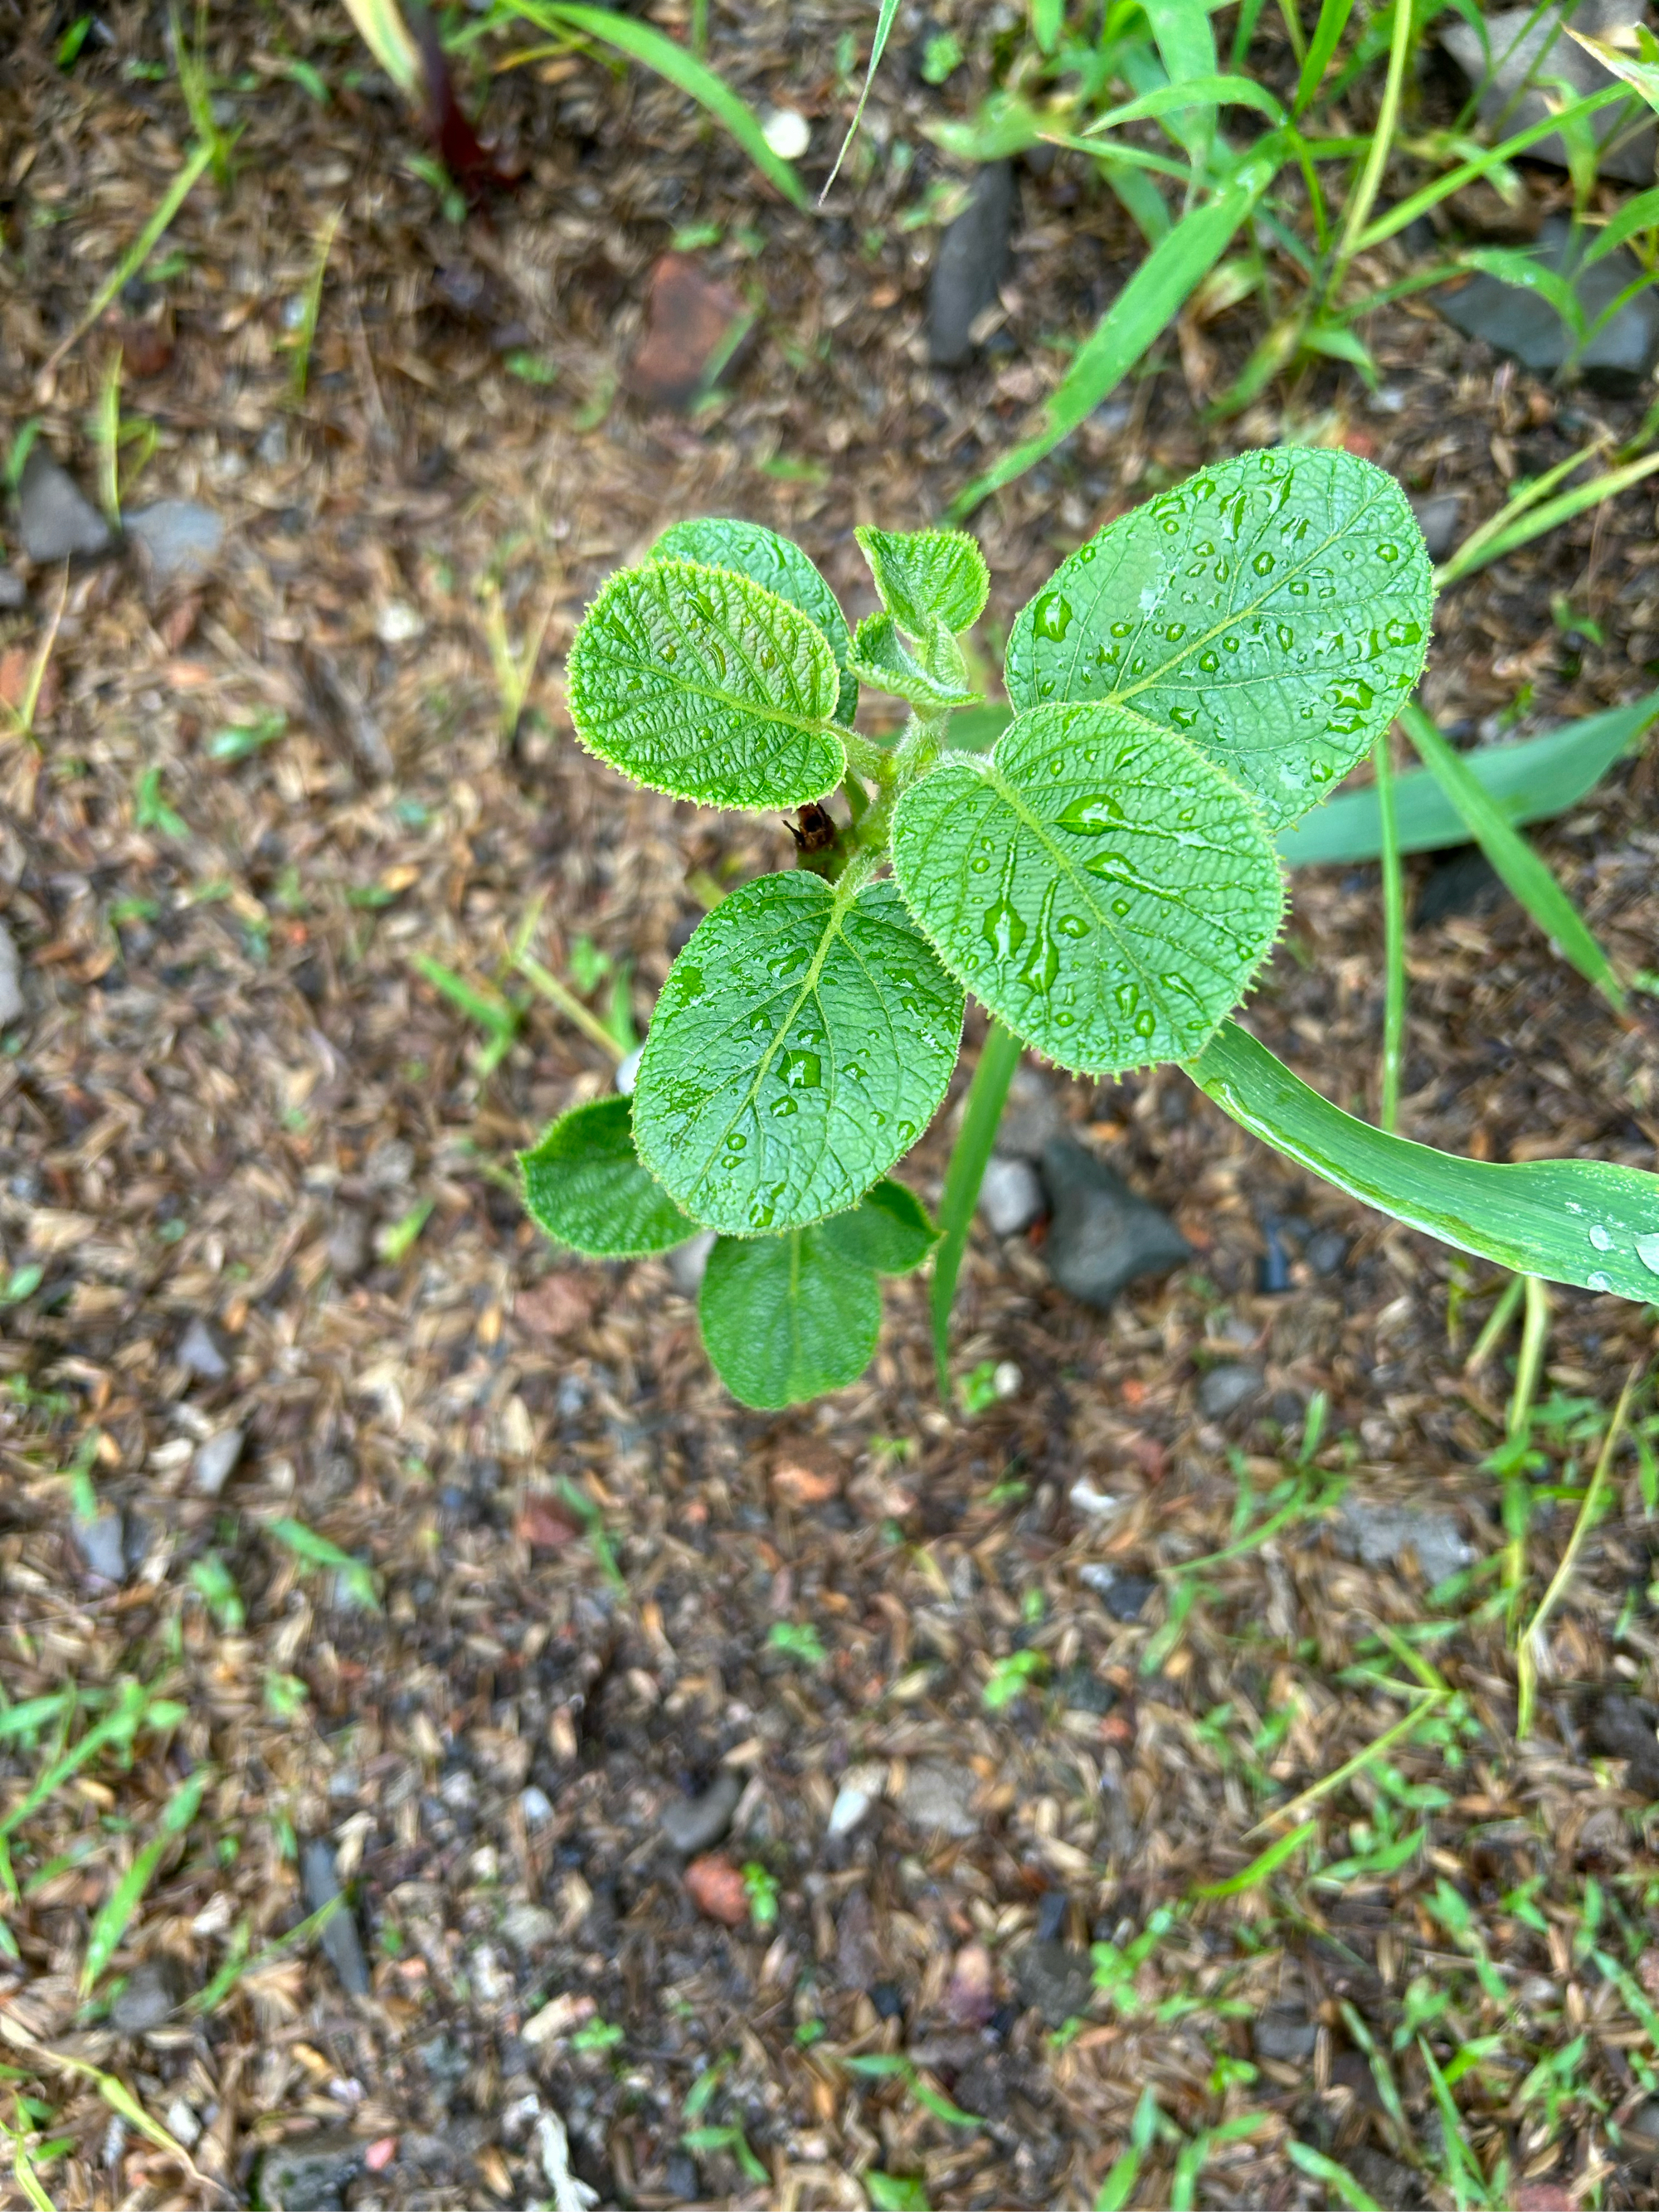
[978,1154,1044,1236]
[761,106,811,159]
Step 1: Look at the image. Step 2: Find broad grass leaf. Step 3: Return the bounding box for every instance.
[1005,447,1432,829]
[652,518,859,725]
[520,1096,698,1257]
[817,1179,937,1273]
[634,872,964,1233]
[698,1228,882,1407]
[567,557,845,810]
[891,701,1283,1075]
[854,526,990,634]
[1190,1019,1659,1297]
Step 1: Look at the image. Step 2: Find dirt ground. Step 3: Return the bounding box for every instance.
[5,3,1659,2208]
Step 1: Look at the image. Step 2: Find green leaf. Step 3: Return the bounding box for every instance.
[891,702,1284,1076]
[866,2175,931,2211]
[269,1518,381,1612]
[1277,690,1657,865]
[492,2,808,207]
[1286,2143,1387,2212]
[1565,26,1659,114]
[1188,1019,1659,1300]
[818,1179,937,1274]
[519,1096,698,1258]
[854,526,990,635]
[634,870,964,1234]
[847,611,978,709]
[1004,447,1433,830]
[566,558,846,811]
[1400,703,1626,1011]
[1194,1819,1316,1898]
[698,1227,882,1407]
[947,148,1277,517]
[652,518,859,726]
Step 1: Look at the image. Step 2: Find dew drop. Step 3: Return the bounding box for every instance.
[1034,592,1073,641]
[781,1049,822,1090]
[1253,551,1275,576]
[1109,620,1133,639]
[1587,1271,1612,1292]
[759,649,776,668]
[1039,679,1055,698]
[1589,1223,1613,1252]
[1637,1232,1659,1274]
[1077,544,1097,563]
[1056,791,1125,832]
[1058,913,1088,938]
[1133,1009,1157,1038]
[896,1121,917,1143]
[1165,621,1185,642]
[1116,982,1140,1014]
[1378,542,1399,562]
[1112,897,1131,916]
[771,1096,797,1116]
[661,643,677,664]
[971,854,991,873]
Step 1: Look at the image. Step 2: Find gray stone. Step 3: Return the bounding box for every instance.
[659,1769,742,1855]
[519,1784,554,1825]
[178,1315,228,1382]
[1254,2006,1318,2061]
[0,921,24,1028]
[1585,1691,1659,1795]
[1345,2146,1424,2206]
[75,1511,126,1582]
[257,420,289,467]
[328,1208,371,1281]
[1197,1364,1262,1420]
[1410,492,1462,563]
[1039,1137,1190,1310]
[929,163,1014,366]
[1440,0,1656,184]
[996,1064,1067,1159]
[668,1229,716,1296]
[1100,1574,1155,1623]
[300,1838,370,1996]
[0,569,23,610]
[898,1762,978,1839]
[363,1137,415,1190]
[1055,1664,1117,1714]
[109,1953,186,2033]
[125,499,224,581]
[192,1427,244,1497]
[500,1901,559,1952]
[1014,1938,1094,2025]
[1433,213,1659,392]
[16,447,112,562]
[1337,1500,1475,1588]
[978,1153,1045,1236]
[1305,1228,1349,1276]
[260,2127,367,2212]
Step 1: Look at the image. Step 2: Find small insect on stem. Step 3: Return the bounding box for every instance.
[786,802,839,854]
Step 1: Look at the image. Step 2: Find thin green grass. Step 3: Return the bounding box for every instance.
[928,1019,1023,1398]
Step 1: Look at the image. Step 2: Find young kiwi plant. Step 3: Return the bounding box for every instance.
[521,450,1659,1410]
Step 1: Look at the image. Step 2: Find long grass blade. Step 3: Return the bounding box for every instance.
[501,2,808,207]
[821,0,901,199]
[1075,73,1286,132]
[1435,448,1659,588]
[948,148,1276,516]
[1287,2142,1388,2211]
[930,1019,1023,1399]
[1277,690,1658,866]
[1374,730,1405,1133]
[1293,0,1360,113]
[80,1772,207,1994]
[1186,1019,1659,1299]
[41,140,216,383]
[1399,702,1627,1011]
[340,0,423,95]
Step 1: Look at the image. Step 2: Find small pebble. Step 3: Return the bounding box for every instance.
[375,600,424,644]
[75,1511,126,1582]
[164,2099,202,2149]
[109,1954,186,2033]
[897,1762,977,1839]
[683,1851,750,1926]
[659,1770,742,1855]
[0,568,24,610]
[192,1427,244,1497]
[17,446,112,562]
[500,1901,559,1953]
[519,1785,553,1825]
[328,1208,371,1280]
[1068,1479,1120,1517]
[761,105,811,159]
[1196,1364,1262,1419]
[978,1153,1044,1235]
[829,1762,883,1838]
[301,1837,371,1996]
[125,499,224,581]
[178,1315,229,1381]
[0,919,24,1027]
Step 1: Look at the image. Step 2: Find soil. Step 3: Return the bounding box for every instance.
[3,3,1659,2209]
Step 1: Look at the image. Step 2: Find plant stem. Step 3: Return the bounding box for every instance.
[1464,1271,1524,1373]
[513,950,625,1060]
[929,1019,1024,1403]
[1374,728,1405,1132]
[1503,1273,1551,1634]
[1333,0,1414,284]
[1515,1366,1637,1741]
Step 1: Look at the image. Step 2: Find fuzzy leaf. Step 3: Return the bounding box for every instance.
[818,1179,937,1273]
[698,1227,882,1407]
[891,700,1284,1074]
[519,1096,698,1257]
[633,871,964,1233]
[847,611,978,708]
[1004,447,1433,829]
[855,525,990,634]
[566,557,845,810]
[651,518,859,725]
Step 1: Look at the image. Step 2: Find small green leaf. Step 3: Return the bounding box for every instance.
[566,558,846,811]
[520,1096,698,1258]
[847,611,978,709]
[270,1518,382,1612]
[1005,447,1433,829]
[866,2175,931,2211]
[892,701,1284,1075]
[817,1179,937,1274]
[652,518,859,726]
[854,525,990,634]
[81,1772,206,1993]
[698,1228,882,1407]
[634,871,963,1234]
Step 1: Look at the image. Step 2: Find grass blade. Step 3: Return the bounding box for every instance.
[1293,0,1360,113]
[0,1683,178,1849]
[1434,447,1659,588]
[930,1019,1023,1399]
[821,0,901,199]
[1075,73,1285,132]
[1287,2142,1387,2211]
[81,1772,207,1995]
[41,139,216,383]
[1277,690,1658,865]
[339,0,423,95]
[504,2,808,207]
[1194,1819,1317,1897]
[1186,1018,1659,1300]
[1374,730,1405,1132]
[1399,702,1627,1012]
[948,148,1276,516]
[270,1516,382,1610]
